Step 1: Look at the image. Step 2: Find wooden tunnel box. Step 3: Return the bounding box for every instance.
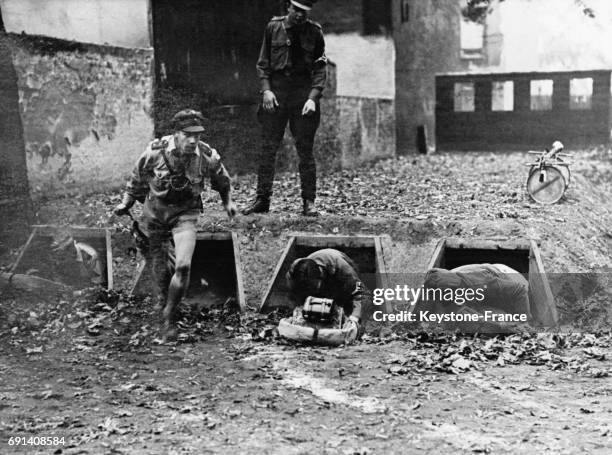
[427,238,557,326]
[131,232,246,312]
[259,235,389,314]
[12,225,113,290]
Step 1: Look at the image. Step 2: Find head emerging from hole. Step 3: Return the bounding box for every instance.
[291,257,324,295]
[172,109,206,155]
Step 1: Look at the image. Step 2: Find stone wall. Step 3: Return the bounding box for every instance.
[326,33,395,100]
[8,30,393,197]
[9,34,154,196]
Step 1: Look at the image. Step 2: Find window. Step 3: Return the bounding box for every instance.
[454,82,475,112]
[530,79,553,111]
[569,77,593,110]
[401,0,410,22]
[460,20,484,60]
[491,81,514,111]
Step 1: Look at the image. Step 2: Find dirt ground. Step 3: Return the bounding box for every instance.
[1,149,611,454]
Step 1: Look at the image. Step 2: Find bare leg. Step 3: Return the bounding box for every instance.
[162,227,196,340]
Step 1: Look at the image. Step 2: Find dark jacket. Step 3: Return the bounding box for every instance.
[256,16,327,101]
[286,248,366,320]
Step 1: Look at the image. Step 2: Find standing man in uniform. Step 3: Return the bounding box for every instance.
[114,109,236,340]
[242,0,327,217]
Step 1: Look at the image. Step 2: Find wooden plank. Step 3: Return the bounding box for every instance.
[374,235,389,288]
[31,225,108,238]
[105,229,114,290]
[195,232,233,241]
[231,232,246,312]
[0,272,71,296]
[9,228,36,273]
[295,235,376,248]
[427,238,446,269]
[445,238,531,251]
[130,259,148,296]
[259,236,296,313]
[374,236,392,314]
[528,240,558,326]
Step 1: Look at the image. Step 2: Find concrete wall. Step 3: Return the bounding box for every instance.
[0,0,150,48]
[392,0,464,154]
[9,34,154,196]
[313,1,396,165]
[326,33,395,99]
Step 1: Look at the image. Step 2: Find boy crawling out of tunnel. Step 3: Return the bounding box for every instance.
[421,263,532,333]
[278,248,371,345]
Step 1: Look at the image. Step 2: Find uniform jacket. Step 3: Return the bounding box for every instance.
[256,15,327,101]
[126,135,231,223]
[286,248,366,320]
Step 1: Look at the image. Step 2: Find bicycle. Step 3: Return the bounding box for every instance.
[524,141,573,204]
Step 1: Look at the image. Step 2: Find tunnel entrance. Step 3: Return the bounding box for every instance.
[12,225,113,290]
[427,238,557,327]
[131,232,245,312]
[259,235,389,314]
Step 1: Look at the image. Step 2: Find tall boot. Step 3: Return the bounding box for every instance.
[302,199,318,217]
[242,197,270,215]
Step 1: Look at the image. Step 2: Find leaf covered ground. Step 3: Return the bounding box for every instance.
[1,149,611,454]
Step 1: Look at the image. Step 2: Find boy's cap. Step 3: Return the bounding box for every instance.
[172,109,206,133]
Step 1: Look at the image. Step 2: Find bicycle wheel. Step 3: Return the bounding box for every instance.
[526,165,566,204]
[555,160,571,189]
